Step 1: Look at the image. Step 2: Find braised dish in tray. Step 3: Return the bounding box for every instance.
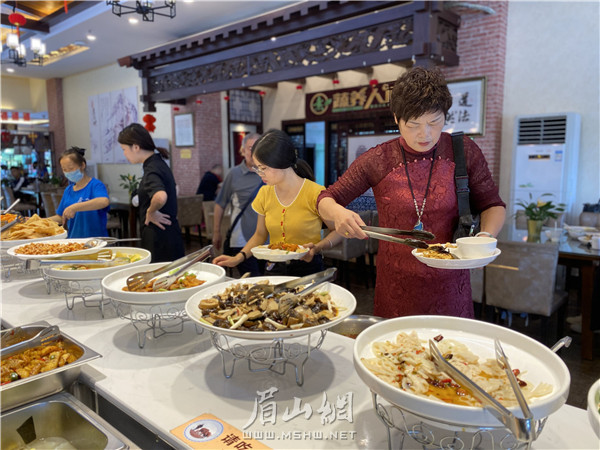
[362,331,553,408]
[196,281,338,331]
[1,340,81,385]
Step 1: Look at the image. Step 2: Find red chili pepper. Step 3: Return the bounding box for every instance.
[512,368,520,376]
[440,378,452,384]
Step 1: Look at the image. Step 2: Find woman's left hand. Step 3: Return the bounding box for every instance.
[145,210,172,230]
[300,242,316,263]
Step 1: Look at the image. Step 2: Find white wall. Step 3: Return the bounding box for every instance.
[501,1,600,222]
[62,63,173,202]
[0,76,47,112]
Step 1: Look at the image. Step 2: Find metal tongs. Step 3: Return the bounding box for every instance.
[360,226,435,249]
[245,267,338,302]
[429,338,536,444]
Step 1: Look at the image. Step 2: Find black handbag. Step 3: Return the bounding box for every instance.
[452,132,480,242]
[223,184,262,255]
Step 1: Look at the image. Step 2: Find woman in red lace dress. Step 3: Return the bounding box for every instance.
[317,68,506,318]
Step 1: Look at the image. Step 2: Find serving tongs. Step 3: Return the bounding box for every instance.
[151,245,214,291]
[83,237,141,248]
[25,249,113,270]
[1,214,27,233]
[360,226,434,249]
[126,245,213,292]
[245,267,338,313]
[1,325,61,359]
[429,338,536,444]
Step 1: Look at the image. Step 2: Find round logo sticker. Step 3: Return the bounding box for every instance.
[183,419,224,443]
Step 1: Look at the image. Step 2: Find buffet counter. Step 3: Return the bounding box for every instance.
[1,276,597,449]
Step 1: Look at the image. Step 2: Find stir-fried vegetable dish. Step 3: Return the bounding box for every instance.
[1,340,80,385]
[197,281,339,331]
[123,272,205,292]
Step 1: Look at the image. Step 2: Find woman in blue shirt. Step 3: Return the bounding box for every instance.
[50,147,110,238]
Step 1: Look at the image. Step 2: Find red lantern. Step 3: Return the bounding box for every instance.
[143,114,156,133]
[223,96,230,101]
[8,13,26,37]
[258,91,266,97]
[1,112,7,121]
[296,85,303,90]
[23,112,30,121]
[11,112,19,120]
[369,79,379,86]
[195,100,203,104]
[173,107,180,111]
[332,79,340,85]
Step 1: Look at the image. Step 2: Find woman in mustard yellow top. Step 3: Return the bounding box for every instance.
[213,130,343,276]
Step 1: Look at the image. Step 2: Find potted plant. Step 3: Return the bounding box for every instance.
[119,174,140,199]
[515,193,565,242]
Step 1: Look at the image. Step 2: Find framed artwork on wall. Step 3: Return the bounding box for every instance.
[174,113,194,146]
[444,77,486,136]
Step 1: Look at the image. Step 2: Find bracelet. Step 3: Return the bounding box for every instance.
[475,231,494,238]
[239,250,248,261]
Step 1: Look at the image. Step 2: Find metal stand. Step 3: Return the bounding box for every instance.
[209,330,327,386]
[113,301,203,349]
[42,274,109,318]
[0,252,42,282]
[371,391,547,450]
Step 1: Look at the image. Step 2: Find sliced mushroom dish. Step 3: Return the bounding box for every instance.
[197,281,339,331]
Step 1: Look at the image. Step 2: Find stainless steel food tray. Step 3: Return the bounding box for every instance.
[1,321,102,411]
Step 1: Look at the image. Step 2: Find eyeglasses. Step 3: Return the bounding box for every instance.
[252,165,268,175]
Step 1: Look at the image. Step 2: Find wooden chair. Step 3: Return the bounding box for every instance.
[2,185,37,216]
[40,191,57,217]
[177,194,204,245]
[484,241,569,344]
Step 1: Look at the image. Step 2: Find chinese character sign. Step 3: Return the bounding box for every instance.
[443,77,486,136]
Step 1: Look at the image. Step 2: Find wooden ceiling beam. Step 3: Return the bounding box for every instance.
[1,14,49,33]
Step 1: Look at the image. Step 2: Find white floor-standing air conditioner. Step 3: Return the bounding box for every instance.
[510,112,581,226]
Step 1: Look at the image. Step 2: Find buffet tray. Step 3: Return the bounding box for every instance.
[1,321,102,411]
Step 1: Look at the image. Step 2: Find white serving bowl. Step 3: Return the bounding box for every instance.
[101,262,225,306]
[455,236,497,259]
[354,315,570,429]
[42,247,151,281]
[588,378,600,438]
[186,275,356,340]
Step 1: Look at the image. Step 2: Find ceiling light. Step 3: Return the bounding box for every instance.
[270,36,277,42]
[86,32,97,41]
[6,68,15,73]
[128,17,139,24]
[107,1,177,22]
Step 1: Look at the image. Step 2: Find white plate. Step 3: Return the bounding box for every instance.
[354,316,570,428]
[0,230,68,250]
[42,247,152,281]
[7,238,107,260]
[185,276,356,340]
[411,248,501,269]
[101,262,226,306]
[564,225,598,239]
[588,378,600,438]
[251,244,309,262]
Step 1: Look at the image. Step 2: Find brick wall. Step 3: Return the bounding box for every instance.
[170,93,222,195]
[441,1,509,184]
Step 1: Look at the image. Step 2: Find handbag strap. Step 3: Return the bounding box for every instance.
[452,132,472,217]
[227,182,263,236]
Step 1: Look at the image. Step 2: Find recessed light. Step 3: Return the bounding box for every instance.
[128,17,139,24]
[270,36,277,42]
[86,32,96,41]
[6,68,15,73]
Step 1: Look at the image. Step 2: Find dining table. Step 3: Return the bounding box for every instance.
[0,271,597,449]
[499,225,600,360]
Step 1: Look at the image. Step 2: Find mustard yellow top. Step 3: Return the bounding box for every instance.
[252,179,324,245]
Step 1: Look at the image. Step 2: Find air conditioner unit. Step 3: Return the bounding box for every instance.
[510,113,581,225]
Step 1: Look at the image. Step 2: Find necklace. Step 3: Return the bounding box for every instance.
[400,145,437,231]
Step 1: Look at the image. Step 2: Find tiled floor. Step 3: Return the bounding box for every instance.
[185,237,599,411]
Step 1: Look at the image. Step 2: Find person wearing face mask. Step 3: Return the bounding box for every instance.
[317,67,506,319]
[49,147,110,238]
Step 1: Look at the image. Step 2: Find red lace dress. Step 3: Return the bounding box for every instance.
[318,133,505,318]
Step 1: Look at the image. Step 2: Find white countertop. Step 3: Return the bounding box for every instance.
[1,274,598,449]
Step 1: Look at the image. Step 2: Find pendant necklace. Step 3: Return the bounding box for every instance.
[401,145,437,231]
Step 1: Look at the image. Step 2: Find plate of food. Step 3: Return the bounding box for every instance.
[0,214,67,249]
[251,243,309,262]
[101,261,226,306]
[411,244,501,270]
[7,238,107,260]
[564,225,598,239]
[185,275,356,340]
[42,247,152,281]
[354,315,570,429]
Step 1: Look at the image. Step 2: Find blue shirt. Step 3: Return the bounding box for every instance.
[56,178,110,238]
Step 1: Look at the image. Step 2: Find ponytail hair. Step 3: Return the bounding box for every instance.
[252,129,315,181]
[60,146,87,170]
[118,123,169,159]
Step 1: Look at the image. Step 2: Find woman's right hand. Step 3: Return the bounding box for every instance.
[332,205,367,239]
[213,253,242,268]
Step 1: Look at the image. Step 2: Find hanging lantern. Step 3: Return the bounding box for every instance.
[258,91,266,97]
[143,114,156,132]
[11,112,19,121]
[195,100,203,104]
[296,85,303,90]
[9,13,26,33]
[173,107,180,111]
[369,79,379,86]
[332,79,340,85]
[1,112,7,121]
[23,112,30,121]
[223,96,230,101]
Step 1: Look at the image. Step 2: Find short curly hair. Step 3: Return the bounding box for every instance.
[390,67,452,123]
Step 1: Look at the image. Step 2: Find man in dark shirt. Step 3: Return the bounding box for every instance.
[196,164,223,201]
